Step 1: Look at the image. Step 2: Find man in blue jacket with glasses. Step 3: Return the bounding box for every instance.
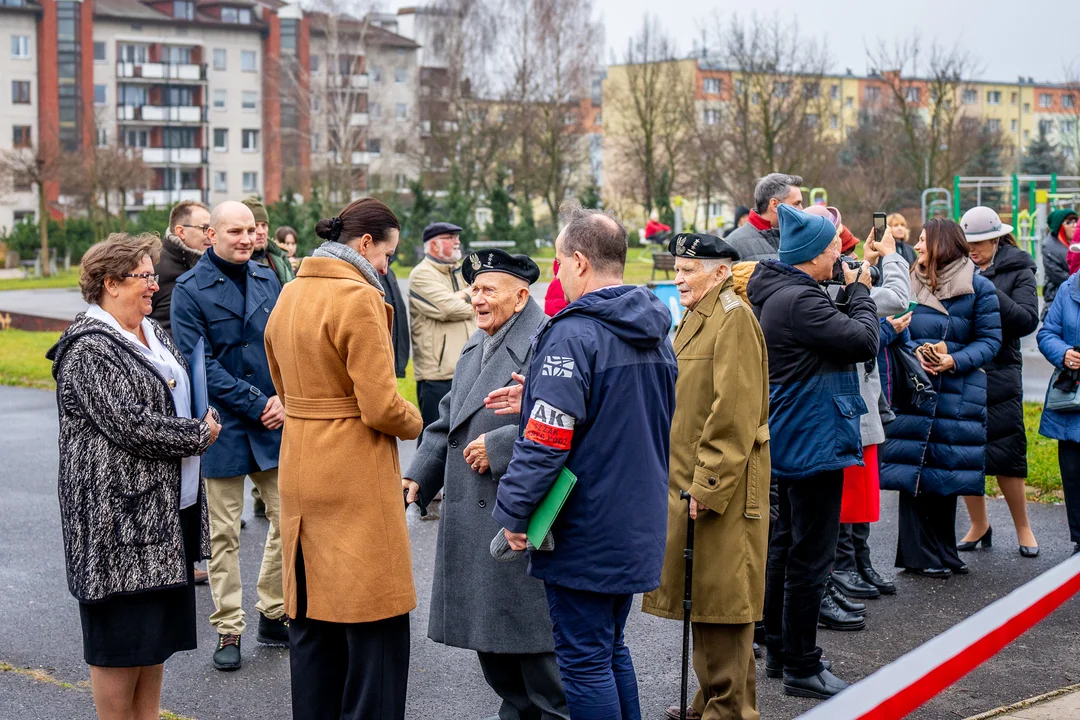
[493,200,677,720]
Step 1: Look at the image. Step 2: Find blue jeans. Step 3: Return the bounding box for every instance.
[544,584,641,720]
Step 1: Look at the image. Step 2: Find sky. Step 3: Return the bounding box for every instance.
[383,0,1080,84]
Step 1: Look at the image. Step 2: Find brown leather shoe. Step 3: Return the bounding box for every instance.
[193,567,209,585]
[664,705,701,720]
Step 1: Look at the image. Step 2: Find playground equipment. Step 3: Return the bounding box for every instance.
[921,188,952,225]
[802,186,828,206]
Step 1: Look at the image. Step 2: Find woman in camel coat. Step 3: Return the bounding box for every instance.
[264,197,422,720]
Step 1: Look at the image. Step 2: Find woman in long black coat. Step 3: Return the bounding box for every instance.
[957,207,1041,557]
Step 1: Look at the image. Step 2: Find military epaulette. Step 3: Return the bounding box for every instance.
[720,289,742,313]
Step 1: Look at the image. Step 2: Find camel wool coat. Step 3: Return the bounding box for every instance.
[264,256,423,624]
[642,279,771,624]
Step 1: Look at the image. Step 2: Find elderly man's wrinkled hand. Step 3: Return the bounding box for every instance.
[464,434,490,474]
[504,528,528,551]
[261,395,286,430]
[689,496,711,520]
[402,478,421,506]
[485,372,525,415]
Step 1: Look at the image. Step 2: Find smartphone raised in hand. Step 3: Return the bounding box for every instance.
[873,212,888,242]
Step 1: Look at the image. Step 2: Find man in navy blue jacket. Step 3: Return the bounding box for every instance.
[171,200,286,672]
[493,201,677,720]
[746,205,880,700]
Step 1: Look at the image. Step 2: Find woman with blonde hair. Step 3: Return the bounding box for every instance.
[887,212,918,266]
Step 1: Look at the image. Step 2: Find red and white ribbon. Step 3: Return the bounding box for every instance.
[798,553,1080,720]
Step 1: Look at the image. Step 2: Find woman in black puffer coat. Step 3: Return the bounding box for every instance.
[958,207,1041,557]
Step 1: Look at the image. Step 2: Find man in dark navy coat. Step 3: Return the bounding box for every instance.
[171,200,286,671]
[493,201,677,720]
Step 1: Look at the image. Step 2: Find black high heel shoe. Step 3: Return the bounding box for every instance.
[957,526,992,552]
[1019,545,1040,558]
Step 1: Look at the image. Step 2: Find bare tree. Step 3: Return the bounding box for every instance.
[605,15,694,215]
[865,38,988,193]
[1061,64,1080,176]
[0,145,61,275]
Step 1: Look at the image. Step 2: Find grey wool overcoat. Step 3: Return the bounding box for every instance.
[406,298,553,654]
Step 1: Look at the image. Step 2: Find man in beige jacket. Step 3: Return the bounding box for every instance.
[408,222,477,443]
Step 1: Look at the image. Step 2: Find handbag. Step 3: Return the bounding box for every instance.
[887,344,937,413]
[1046,367,1080,412]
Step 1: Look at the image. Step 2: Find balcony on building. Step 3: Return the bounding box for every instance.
[348,112,370,127]
[117,105,207,123]
[140,148,207,165]
[116,62,208,83]
[126,189,204,207]
[350,151,372,165]
[329,74,370,90]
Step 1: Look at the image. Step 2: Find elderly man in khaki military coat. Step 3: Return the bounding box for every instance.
[642,233,770,720]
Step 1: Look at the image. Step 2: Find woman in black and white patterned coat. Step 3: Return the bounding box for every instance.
[47,233,220,720]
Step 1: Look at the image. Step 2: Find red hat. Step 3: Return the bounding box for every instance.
[839,225,859,254]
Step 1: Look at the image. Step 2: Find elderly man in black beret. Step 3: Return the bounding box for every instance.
[408,221,478,450]
[403,249,568,720]
[643,234,771,720]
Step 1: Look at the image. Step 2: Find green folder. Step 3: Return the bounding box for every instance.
[526,467,578,549]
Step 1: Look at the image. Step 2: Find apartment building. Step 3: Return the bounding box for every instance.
[0,0,423,232]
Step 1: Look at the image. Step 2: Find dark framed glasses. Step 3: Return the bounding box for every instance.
[123,273,160,287]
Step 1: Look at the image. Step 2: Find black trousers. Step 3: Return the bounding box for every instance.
[1058,441,1080,544]
[895,491,963,571]
[290,545,410,720]
[417,379,452,445]
[477,651,569,720]
[763,471,844,678]
[834,523,872,572]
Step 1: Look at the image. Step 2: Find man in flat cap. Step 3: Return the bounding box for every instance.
[408,222,478,447]
[404,249,569,720]
[643,234,771,720]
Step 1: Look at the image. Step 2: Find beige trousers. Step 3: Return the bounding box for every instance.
[206,469,284,635]
[691,621,759,720]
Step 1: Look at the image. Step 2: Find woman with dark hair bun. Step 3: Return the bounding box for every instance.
[265,197,423,720]
[881,218,1002,579]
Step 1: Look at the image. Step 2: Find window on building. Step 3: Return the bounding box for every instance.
[394,139,406,156]
[96,127,108,147]
[1024,129,1030,140]
[986,118,1001,133]
[221,7,251,23]
[242,129,259,151]
[94,84,107,105]
[310,95,321,113]
[12,125,31,148]
[213,48,226,70]
[703,77,720,95]
[310,132,320,151]
[987,90,1002,105]
[163,46,192,65]
[751,92,760,105]
[961,88,977,105]
[369,102,380,119]
[563,112,576,126]
[173,0,193,20]
[371,65,382,83]
[1040,119,1053,134]
[242,171,257,193]
[394,66,406,84]
[241,50,257,72]
[1023,102,1031,113]
[830,115,839,129]
[1010,91,1019,105]
[802,82,819,99]
[214,171,227,192]
[11,80,31,104]
[280,19,297,52]
[124,129,148,147]
[163,128,198,148]
[165,86,195,106]
[830,84,840,100]
[396,103,407,120]
[1063,119,1077,135]
[865,86,880,102]
[703,108,720,126]
[845,96,853,108]
[310,55,320,73]
[1040,93,1053,108]
[213,128,228,151]
[119,44,147,64]
[1011,119,1018,132]
[905,87,920,103]
[242,91,257,111]
[1065,95,1076,109]
[367,138,381,155]
[773,82,789,98]
[11,35,30,59]
[93,41,106,63]
[734,79,744,95]
[13,210,35,222]
[805,113,819,128]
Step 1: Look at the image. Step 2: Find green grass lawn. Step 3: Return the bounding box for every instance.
[0,269,81,291]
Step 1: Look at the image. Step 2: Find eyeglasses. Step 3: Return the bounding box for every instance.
[181,224,210,233]
[123,273,160,287]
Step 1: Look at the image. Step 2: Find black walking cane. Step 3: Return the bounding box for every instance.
[678,490,696,720]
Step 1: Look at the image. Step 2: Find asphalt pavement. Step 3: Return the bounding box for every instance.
[4,383,1080,719]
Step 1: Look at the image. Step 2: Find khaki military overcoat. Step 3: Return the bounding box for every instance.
[642,278,771,624]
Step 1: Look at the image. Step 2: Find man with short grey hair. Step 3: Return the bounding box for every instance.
[726,173,805,262]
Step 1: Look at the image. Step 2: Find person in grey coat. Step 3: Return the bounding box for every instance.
[403,249,569,720]
[725,172,804,262]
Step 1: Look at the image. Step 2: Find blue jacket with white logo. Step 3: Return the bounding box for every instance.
[492,285,677,594]
[746,260,879,480]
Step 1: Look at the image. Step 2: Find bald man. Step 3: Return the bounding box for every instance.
[171,200,288,671]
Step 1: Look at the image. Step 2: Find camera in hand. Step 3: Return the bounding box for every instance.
[828,256,880,286]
